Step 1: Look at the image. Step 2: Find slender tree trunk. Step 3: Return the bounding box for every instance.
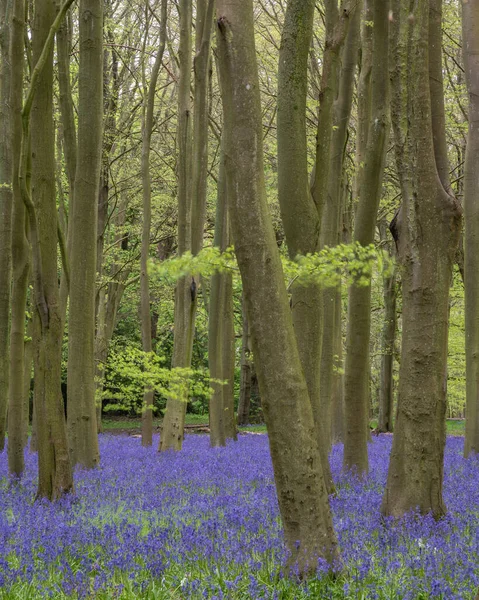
[377,220,397,433]
[331,286,344,444]
[216,0,338,573]
[237,296,252,427]
[140,0,167,447]
[0,0,13,452]
[28,0,74,499]
[463,0,479,457]
[7,0,28,477]
[208,149,227,447]
[23,317,33,447]
[381,0,461,518]
[222,271,236,440]
[67,0,103,469]
[319,5,361,456]
[160,0,193,452]
[343,0,389,475]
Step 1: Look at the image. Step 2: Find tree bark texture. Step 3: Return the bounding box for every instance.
[343,0,389,475]
[160,0,193,452]
[8,0,29,476]
[237,295,252,427]
[0,0,13,452]
[463,0,479,457]
[381,0,461,518]
[377,220,397,434]
[67,0,103,469]
[30,0,73,499]
[140,0,167,447]
[216,0,338,573]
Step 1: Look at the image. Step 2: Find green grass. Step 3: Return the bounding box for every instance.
[102,416,465,436]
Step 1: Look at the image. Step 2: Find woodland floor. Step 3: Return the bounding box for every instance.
[0,431,478,599]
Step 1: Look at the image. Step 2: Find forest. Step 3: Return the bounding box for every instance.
[0,0,478,597]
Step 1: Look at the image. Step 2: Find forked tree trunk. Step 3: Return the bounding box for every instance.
[343,0,389,475]
[67,0,103,469]
[381,0,461,518]
[216,0,338,573]
[29,0,74,499]
[463,0,479,457]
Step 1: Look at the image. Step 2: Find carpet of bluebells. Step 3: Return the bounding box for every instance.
[1,434,479,599]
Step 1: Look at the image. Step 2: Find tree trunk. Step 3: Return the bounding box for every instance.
[23,317,33,447]
[159,0,193,452]
[0,0,13,452]
[8,0,29,476]
[463,0,479,457]
[319,4,361,456]
[222,271,237,440]
[331,286,344,444]
[208,147,228,447]
[377,220,397,433]
[381,0,461,518]
[216,0,338,573]
[29,0,74,499]
[140,0,167,447]
[237,295,252,427]
[67,0,103,469]
[343,0,389,475]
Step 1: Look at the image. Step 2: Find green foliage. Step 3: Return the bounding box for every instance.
[149,242,395,290]
[100,343,219,416]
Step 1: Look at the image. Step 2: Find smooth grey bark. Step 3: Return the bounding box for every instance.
[8,0,29,476]
[0,0,13,452]
[216,0,338,573]
[343,0,389,475]
[67,0,103,469]
[140,0,167,447]
[27,0,74,500]
[381,0,461,518]
[377,220,397,433]
[463,0,479,457]
[319,5,361,456]
[237,295,252,427]
[160,0,193,452]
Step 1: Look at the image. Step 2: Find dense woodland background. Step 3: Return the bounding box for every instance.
[1,0,479,577]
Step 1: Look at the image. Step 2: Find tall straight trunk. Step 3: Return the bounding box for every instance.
[463,0,479,457]
[161,0,214,451]
[343,0,389,475]
[28,0,74,499]
[67,0,103,469]
[57,4,76,327]
[222,271,236,440]
[319,6,361,455]
[208,145,237,446]
[208,149,227,447]
[0,0,13,452]
[377,220,397,433]
[8,0,29,476]
[160,0,193,452]
[237,295,252,427]
[23,317,33,447]
[140,0,167,447]
[216,0,338,573]
[381,0,461,518]
[331,286,344,444]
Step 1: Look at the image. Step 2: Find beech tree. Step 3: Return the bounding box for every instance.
[216,0,338,573]
[381,0,461,518]
[0,0,13,453]
[343,0,390,474]
[463,0,479,457]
